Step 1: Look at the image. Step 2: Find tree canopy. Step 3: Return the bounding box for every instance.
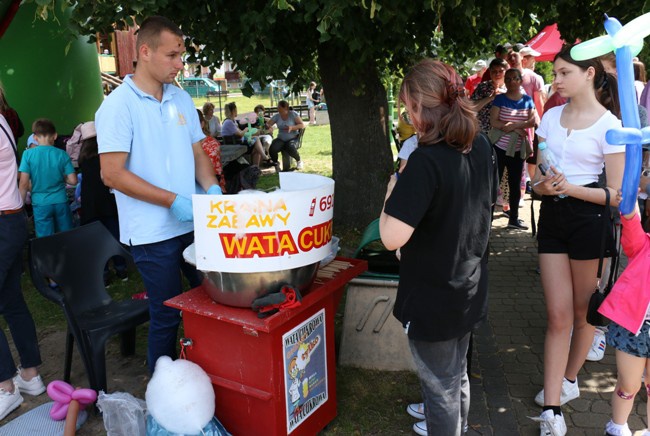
[26,0,650,228]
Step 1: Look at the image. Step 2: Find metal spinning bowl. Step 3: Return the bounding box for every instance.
[183,244,319,308]
[201,263,319,308]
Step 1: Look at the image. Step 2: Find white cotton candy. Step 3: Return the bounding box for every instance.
[145,356,215,434]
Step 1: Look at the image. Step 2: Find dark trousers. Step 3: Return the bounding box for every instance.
[0,212,42,381]
[269,137,300,163]
[130,232,202,373]
[494,146,524,222]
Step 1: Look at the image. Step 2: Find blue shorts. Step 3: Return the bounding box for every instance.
[33,202,73,238]
[607,322,650,358]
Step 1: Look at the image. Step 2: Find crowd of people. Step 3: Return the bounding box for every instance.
[0,14,329,423]
[385,42,650,436]
[4,12,650,435]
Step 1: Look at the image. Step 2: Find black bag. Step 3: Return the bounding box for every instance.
[586,288,607,326]
[586,188,619,326]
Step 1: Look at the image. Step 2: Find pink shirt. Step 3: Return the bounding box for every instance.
[0,115,22,211]
[522,69,544,114]
[464,73,483,97]
[599,213,650,334]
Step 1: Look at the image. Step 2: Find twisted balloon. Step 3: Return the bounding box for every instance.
[571,13,650,214]
[47,380,97,421]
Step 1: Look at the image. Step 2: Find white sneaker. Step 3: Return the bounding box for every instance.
[586,328,607,362]
[13,368,46,396]
[530,410,567,436]
[413,420,427,436]
[534,377,579,406]
[0,386,23,420]
[296,161,304,170]
[407,402,425,420]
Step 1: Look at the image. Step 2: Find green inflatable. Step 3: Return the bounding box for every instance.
[0,1,104,150]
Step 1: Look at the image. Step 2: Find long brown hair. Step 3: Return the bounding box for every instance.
[556,45,620,118]
[0,86,9,113]
[196,109,210,136]
[399,59,478,152]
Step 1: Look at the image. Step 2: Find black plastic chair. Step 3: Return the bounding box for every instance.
[281,128,305,171]
[28,221,150,392]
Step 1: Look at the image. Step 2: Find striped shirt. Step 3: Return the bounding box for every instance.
[492,94,534,151]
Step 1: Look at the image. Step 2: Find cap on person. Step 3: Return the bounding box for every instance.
[495,43,511,55]
[472,60,487,72]
[397,111,416,141]
[80,121,97,140]
[26,133,38,148]
[519,46,541,57]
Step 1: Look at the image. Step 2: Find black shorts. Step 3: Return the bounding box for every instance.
[537,192,615,260]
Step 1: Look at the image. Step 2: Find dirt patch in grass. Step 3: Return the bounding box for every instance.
[1,326,149,434]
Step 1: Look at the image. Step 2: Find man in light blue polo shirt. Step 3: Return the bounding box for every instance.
[96,16,221,373]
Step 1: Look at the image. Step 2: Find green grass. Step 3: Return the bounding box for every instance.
[192,93,303,116]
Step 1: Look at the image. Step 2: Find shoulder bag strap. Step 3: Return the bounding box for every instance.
[0,122,18,163]
[603,221,621,297]
[596,188,610,283]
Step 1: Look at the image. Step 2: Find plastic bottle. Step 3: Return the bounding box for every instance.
[538,142,567,198]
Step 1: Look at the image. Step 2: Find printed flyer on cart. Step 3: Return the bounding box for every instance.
[283,309,328,433]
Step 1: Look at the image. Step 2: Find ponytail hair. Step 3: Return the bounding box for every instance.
[224,102,237,119]
[596,71,620,119]
[398,59,478,152]
[555,45,620,118]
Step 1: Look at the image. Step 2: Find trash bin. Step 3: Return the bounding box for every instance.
[338,219,416,371]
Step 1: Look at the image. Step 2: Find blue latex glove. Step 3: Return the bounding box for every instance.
[170,194,193,222]
[207,184,223,195]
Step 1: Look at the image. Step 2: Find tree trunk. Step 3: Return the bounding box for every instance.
[318,43,394,231]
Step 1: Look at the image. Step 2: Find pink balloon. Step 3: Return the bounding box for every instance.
[47,380,97,421]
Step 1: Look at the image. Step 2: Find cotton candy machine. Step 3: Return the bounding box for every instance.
[189,173,335,308]
[183,244,319,307]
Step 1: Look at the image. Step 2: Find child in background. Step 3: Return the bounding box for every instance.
[599,192,650,436]
[253,104,273,158]
[18,119,77,237]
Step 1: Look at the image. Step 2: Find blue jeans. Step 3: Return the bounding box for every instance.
[0,211,42,382]
[410,332,471,436]
[130,232,202,373]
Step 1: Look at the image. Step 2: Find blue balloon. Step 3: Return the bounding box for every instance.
[613,44,643,215]
[642,127,650,143]
[605,127,642,145]
[573,13,650,214]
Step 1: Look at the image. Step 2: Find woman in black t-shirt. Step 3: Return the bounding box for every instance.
[380,59,496,436]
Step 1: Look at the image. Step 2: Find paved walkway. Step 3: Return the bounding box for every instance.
[467,197,648,435]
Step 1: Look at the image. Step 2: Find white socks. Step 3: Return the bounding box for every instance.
[605,420,631,436]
